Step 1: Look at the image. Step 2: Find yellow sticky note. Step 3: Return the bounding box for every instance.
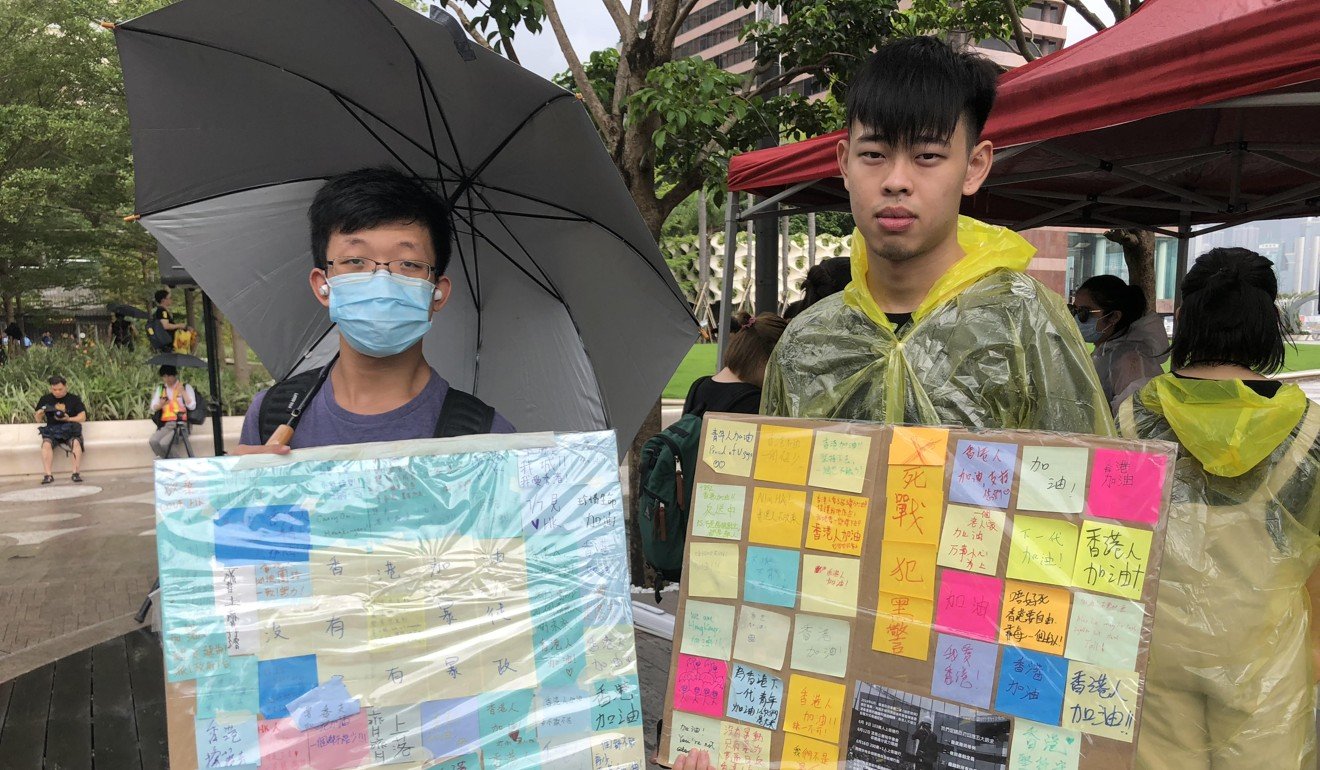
[703,418,758,477]
[780,733,839,770]
[749,488,807,548]
[1061,660,1142,742]
[807,432,872,493]
[999,580,1072,655]
[477,614,537,693]
[309,546,372,597]
[783,674,846,743]
[733,606,792,671]
[806,492,869,556]
[366,604,430,660]
[753,425,815,487]
[877,541,938,600]
[936,505,1007,575]
[688,542,741,598]
[1007,515,1080,587]
[799,554,860,617]
[872,592,934,661]
[256,601,333,661]
[884,466,945,545]
[668,711,722,763]
[719,721,772,770]
[889,427,949,466]
[1072,521,1154,600]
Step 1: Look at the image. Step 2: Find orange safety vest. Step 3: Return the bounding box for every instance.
[159,383,188,422]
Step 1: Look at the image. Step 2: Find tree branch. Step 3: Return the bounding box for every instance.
[1003,0,1036,61]
[629,0,643,27]
[600,0,636,40]
[542,0,614,137]
[744,60,834,99]
[1061,0,1109,31]
[669,0,703,45]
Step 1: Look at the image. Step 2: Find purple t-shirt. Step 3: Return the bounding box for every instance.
[239,368,515,450]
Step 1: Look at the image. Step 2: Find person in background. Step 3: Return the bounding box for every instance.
[39,330,54,348]
[149,289,190,351]
[682,313,788,416]
[1122,248,1320,769]
[783,256,851,320]
[111,312,135,349]
[1072,274,1169,413]
[148,365,197,458]
[34,375,87,484]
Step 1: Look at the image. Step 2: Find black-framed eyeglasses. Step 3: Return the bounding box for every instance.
[326,257,435,280]
[1067,304,1105,321]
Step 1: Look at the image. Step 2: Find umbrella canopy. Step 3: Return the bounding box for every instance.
[147,352,209,369]
[114,0,695,447]
[108,303,150,320]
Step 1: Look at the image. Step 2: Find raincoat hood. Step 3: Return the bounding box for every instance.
[1102,312,1170,363]
[1139,374,1309,477]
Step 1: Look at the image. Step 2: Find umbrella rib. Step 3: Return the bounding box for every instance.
[447,206,563,301]
[415,61,448,199]
[446,93,576,207]
[464,185,567,295]
[331,94,423,180]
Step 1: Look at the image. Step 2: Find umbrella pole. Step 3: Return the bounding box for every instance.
[718,195,740,369]
[202,293,225,455]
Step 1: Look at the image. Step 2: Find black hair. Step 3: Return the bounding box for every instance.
[845,36,999,148]
[1172,247,1286,374]
[309,167,453,276]
[802,257,852,308]
[48,375,66,386]
[1077,274,1146,337]
[154,289,170,304]
[158,365,178,377]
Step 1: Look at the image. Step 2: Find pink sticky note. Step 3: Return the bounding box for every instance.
[306,712,369,770]
[1087,449,1167,525]
[935,570,1003,642]
[258,718,310,770]
[673,653,729,718]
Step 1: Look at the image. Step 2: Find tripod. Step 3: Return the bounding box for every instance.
[162,418,194,458]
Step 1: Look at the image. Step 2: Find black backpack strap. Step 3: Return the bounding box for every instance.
[257,368,324,444]
[434,387,496,438]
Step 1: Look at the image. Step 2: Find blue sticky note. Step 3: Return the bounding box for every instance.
[287,675,361,731]
[931,633,999,708]
[194,717,260,770]
[535,688,592,738]
[430,754,481,770]
[421,698,482,758]
[197,656,258,718]
[166,630,232,683]
[949,440,1018,509]
[310,501,372,545]
[725,664,783,729]
[994,647,1068,725]
[214,505,311,565]
[478,690,540,769]
[257,655,318,719]
[744,547,800,608]
[530,599,587,690]
[589,675,643,732]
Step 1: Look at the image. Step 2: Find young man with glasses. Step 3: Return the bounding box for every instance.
[236,167,514,453]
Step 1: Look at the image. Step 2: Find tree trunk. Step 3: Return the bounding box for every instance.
[1105,228,1157,312]
[626,399,662,587]
[231,321,251,387]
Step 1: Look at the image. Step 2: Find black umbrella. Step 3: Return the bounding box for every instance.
[146,353,208,369]
[108,303,150,319]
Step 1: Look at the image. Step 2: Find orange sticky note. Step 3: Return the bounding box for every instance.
[749,488,807,548]
[889,427,950,466]
[806,492,869,556]
[780,733,840,770]
[872,592,934,660]
[877,541,937,600]
[884,465,945,545]
[783,674,846,743]
[999,580,1072,655]
[807,432,872,493]
[753,425,815,487]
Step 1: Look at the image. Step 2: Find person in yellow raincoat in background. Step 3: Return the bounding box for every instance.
[759,37,1111,436]
[1122,248,1320,770]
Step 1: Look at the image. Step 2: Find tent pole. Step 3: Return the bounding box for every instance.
[807,213,817,268]
[202,293,225,456]
[780,216,791,312]
[718,196,739,369]
[1173,212,1191,326]
[698,187,710,299]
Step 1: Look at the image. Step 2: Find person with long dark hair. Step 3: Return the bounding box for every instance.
[1071,274,1169,413]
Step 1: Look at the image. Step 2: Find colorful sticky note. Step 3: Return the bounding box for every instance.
[195,716,260,770]
[936,505,1006,575]
[935,571,1003,642]
[1088,449,1168,524]
[703,418,758,477]
[805,492,869,556]
[287,676,361,731]
[1061,660,1141,742]
[691,484,748,540]
[789,614,851,678]
[931,633,999,708]
[535,687,591,738]
[197,656,258,718]
[872,592,934,661]
[420,698,481,759]
[780,733,840,770]
[668,711,722,763]
[733,606,792,671]
[877,541,938,601]
[306,712,369,770]
[883,465,945,545]
[744,547,801,608]
[782,674,846,743]
[753,425,815,487]
[1018,446,1090,513]
[1008,721,1082,770]
[257,654,318,720]
[800,554,860,617]
[590,727,645,770]
[807,432,872,493]
[681,600,737,660]
[726,663,784,729]
[1064,593,1145,670]
[673,654,728,718]
[999,580,1072,655]
[688,542,741,599]
[1072,521,1154,600]
[1007,515,1079,587]
[257,717,311,769]
[748,488,807,548]
[994,647,1069,725]
[590,674,643,732]
[889,427,949,466]
[720,720,773,770]
[214,505,312,565]
[950,440,1018,509]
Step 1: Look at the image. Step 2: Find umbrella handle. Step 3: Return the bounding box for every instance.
[266,424,295,447]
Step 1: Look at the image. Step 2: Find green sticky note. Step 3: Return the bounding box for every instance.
[680,600,736,660]
[1018,446,1090,513]
[789,614,851,678]
[691,483,747,540]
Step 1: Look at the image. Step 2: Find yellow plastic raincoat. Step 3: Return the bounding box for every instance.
[761,216,1113,435]
[1120,374,1320,770]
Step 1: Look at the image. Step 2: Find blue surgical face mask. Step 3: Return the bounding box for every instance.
[1075,312,1111,343]
[327,271,435,358]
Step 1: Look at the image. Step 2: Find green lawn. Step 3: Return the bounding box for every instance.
[1283,342,1320,373]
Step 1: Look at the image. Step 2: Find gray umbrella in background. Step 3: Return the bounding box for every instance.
[112,0,696,448]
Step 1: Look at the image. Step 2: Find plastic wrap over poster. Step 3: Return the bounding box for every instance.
[154,431,644,770]
[659,416,1176,770]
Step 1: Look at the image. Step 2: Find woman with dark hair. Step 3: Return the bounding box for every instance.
[683,313,788,416]
[784,257,852,320]
[1071,274,1168,413]
[1123,248,1320,769]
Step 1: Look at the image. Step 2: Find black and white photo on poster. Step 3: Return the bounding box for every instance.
[846,682,1011,770]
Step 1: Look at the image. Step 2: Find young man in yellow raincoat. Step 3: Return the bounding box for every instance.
[760,37,1111,435]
